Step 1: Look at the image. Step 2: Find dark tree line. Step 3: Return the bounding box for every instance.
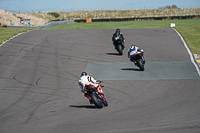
[159,5,179,9]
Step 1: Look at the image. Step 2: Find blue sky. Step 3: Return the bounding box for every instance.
[0,0,199,12]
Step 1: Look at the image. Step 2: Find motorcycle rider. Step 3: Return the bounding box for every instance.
[78,72,104,104]
[112,28,125,49]
[128,45,145,64]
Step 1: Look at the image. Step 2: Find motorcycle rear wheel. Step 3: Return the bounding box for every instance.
[90,93,103,108]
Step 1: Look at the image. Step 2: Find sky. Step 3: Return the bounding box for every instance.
[0,0,200,12]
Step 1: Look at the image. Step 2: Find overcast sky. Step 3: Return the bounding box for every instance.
[0,0,199,12]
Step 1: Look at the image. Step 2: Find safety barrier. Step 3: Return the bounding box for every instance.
[75,15,200,22]
[7,20,74,29]
[6,15,199,28]
[86,18,92,23]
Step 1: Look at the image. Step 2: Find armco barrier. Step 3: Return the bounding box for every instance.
[7,20,74,29]
[6,15,199,28]
[75,15,200,22]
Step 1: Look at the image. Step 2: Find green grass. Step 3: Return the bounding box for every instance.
[0,28,34,45]
[175,25,200,54]
[1,19,199,54]
[48,19,200,54]
[48,19,200,29]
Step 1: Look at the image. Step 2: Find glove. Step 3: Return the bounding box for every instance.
[96,80,102,83]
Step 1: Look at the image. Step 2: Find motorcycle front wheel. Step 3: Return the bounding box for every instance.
[117,44,123,55]
[90,93,103,108]
[103,99,108,106]
[137,59,144,71]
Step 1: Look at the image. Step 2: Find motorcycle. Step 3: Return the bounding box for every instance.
[114,36,124,55]
[84,82,108,108]
[133,52,145,71]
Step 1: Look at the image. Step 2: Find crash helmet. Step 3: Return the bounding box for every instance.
[131,45,136,49]
[116,28,121,33]
[81,72,88,77]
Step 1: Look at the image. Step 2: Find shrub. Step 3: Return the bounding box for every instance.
[47,12,60,18]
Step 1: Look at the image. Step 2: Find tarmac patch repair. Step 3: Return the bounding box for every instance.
[84,61,200,80]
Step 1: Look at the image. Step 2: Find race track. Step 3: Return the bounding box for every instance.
[0,28,200,133]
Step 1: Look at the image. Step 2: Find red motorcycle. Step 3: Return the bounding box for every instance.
[84,82,108,108]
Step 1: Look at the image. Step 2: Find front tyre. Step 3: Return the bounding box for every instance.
[137,59,144,71]
[117,44,123,55]
[90,93,103,108]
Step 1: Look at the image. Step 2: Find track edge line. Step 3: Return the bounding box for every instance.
[172,28,200,76]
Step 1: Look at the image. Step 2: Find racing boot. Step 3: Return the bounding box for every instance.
[143,59,146,65]
[85,94,93,104]
[101,94,108,106]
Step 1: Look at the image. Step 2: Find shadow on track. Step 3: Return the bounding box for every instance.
[69,105,97,109]
[106,53,121,56]
[121,68,141,71]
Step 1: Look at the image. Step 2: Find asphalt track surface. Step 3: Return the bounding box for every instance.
[0,28,200,133]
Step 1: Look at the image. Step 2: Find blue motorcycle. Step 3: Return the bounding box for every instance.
[132,53,145,71]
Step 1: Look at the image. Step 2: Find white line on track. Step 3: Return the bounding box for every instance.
[172,28,200,76]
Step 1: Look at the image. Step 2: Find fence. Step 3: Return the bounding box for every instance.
[75,15,200,22]
[6,15,199,28]
[7,20,74,29]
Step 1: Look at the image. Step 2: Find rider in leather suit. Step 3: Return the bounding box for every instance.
[112,28,125,49]
[78,72,103,104]
[128,45,145,64]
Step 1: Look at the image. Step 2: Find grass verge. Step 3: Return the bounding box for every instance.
[0,19,199,55]
[0,28,35,45]
[48,19,200,29]
[48,19,200,54]
[175,25,200,54]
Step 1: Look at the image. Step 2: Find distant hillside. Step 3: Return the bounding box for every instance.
[0,9,48,26]
[0,8,199,26]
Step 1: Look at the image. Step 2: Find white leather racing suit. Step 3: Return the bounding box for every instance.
[78,75,100,93]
